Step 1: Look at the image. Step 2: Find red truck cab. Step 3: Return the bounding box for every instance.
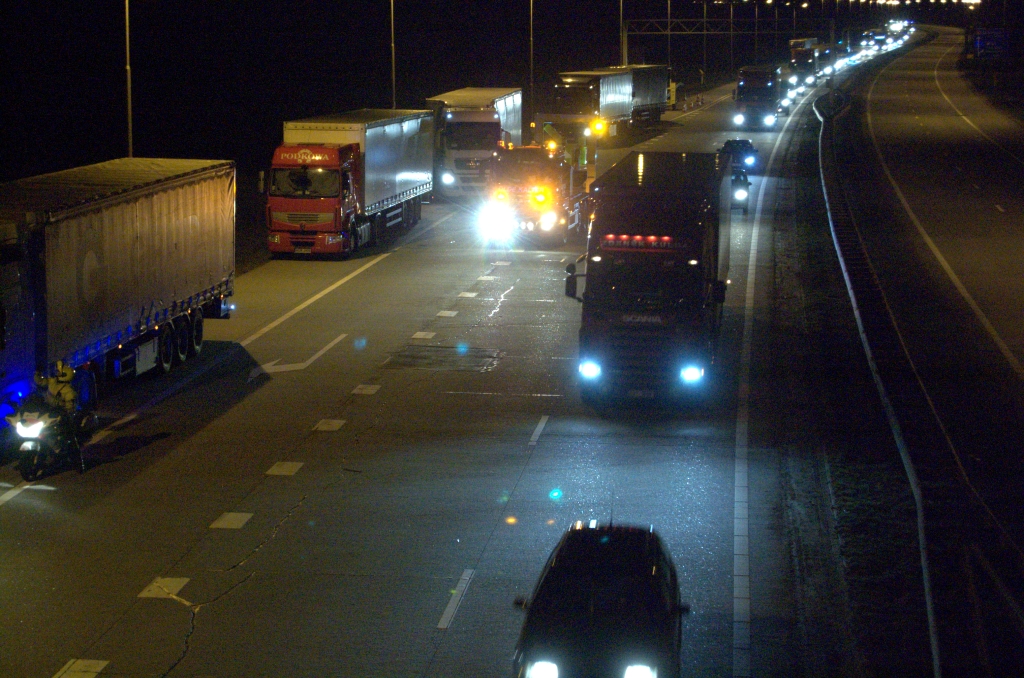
[266,145,364,256]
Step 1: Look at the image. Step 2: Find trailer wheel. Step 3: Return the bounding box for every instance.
[157,323,176,374]
[189,307,204,357]
[173,317,190,364]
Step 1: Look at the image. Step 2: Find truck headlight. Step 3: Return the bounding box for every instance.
[579,361,602,380]
[732,114,745,125]
[744,156,755,166]
[540,211,557,231]
[441,172,456,185]
[681,366,704,384]
[734,188,748,201]
[788,75,798,85]
[624,666,657,678]
[16,421,45,438]
[763,114,776,126]
[526,661,559,678]
[268,234,280,243]
[477,202,516,243]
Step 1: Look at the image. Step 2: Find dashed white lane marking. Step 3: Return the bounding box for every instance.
[266,461,304,476]
[351,384,381,395]
[437,310,458,317]
[493,261,511,265]
[0,482,31,507]
[52,659,109,678]
[412,331,436,339]
[210,512,253,529]
[138,577,189,599]
[528,415,549,446]
[478,275,497,281]
[313,419,346,431]
[240,254,390,347]
[458,292,478,298]
[437,568,475,629]
[996,204,1005,213]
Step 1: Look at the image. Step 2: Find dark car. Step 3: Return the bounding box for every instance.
[718,139,758,170]
[731,169,751,215]
[513,522,689,678]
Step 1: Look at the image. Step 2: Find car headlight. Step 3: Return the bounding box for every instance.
[441,172,456,185]
[763,114,776,126]
[744,156,755,166]
[526,661,559,678]
[781,98,792,107]
[624,666,657,678]
[681,365,704,383]
[477,202,517,242]
[805,76,815,84]
[734,188,748,201]
[788,75,798,85]
[732,114,745,125]
[579,361,602,380]
[540,211,557,231]
[15,420,45,438]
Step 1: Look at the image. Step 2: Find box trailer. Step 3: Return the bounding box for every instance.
[0,158,235,417]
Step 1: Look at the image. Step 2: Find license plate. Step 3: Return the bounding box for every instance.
[294,247,312,254]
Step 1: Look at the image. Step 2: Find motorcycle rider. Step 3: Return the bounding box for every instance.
[33,360,87,472]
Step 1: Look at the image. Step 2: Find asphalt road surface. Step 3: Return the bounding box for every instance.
[1,34,977,676]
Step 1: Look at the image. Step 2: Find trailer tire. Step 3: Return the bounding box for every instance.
[157,323,176,374]
[189,307,204,357]
[172,316,190,364]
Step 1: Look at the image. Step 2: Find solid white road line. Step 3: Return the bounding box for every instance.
[240,254,390,347]
[437,569,475,629]
[313,419,346,431]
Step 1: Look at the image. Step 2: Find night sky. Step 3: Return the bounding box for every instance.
[2,2,979,210]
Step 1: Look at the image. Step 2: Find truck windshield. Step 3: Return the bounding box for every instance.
[737,75,775,102]
[444,122,501,151]
[269,168,340,198]
[587,251,703,304]
[493,150,560,183]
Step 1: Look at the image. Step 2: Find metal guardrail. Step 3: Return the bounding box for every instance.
[815,88,1024,677]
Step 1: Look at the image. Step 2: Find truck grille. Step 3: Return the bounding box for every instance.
[271,212,333,225]
[599,326,685,386]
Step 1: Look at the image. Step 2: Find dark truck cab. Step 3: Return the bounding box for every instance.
[565,152,730,401]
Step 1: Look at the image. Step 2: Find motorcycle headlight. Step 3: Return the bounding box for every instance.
[526,661,559,678]
[16,421,45,438]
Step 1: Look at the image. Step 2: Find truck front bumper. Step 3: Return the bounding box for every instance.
[268,231,348,255]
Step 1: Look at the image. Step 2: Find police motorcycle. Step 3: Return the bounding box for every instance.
[5,361,96,481]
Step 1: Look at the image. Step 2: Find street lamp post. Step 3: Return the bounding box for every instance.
[620,0,627,65]
[530,0,534,120]
[125,0,132,157]
[390,0,396,108]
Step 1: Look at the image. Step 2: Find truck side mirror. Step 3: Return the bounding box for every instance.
[711,280,727,304]
[565,273,578,299]
[257,171,265,194]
